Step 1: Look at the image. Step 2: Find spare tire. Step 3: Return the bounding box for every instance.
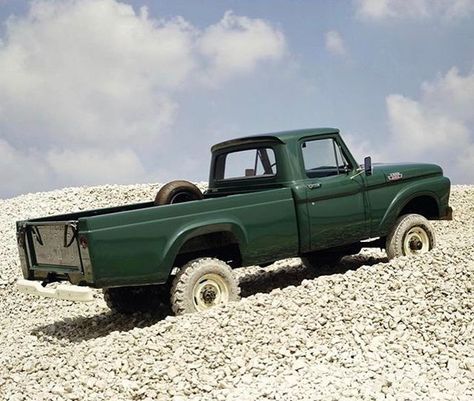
[154,180,203,205]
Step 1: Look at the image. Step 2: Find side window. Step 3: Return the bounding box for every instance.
[302,138,349,178]
[216,147,277,180]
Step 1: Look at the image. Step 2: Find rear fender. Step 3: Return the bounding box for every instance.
[161,220,248,275]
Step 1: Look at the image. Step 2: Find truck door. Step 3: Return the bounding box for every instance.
[301,137,368,251]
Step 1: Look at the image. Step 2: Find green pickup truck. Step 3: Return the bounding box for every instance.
[16,128,452,314]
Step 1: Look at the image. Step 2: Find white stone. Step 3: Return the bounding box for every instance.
[0,185,473,401]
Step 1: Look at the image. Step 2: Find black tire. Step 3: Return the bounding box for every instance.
[103,284,170,314]
[301,252,343,269]
[170,258,240,315]
[385,213,436,260]
[154,180,203,206]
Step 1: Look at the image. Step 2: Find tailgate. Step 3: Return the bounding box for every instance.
[19,221,83,272]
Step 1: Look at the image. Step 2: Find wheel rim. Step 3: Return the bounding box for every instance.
[192,273,229,311]
[403,226,430,255]
[170,191,194,203]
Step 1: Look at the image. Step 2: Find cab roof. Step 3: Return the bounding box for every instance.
[211,127,339,152]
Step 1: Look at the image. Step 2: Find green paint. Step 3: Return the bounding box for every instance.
[17,128,451,288]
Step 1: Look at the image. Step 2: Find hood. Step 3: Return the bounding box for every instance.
[373,162,442,183]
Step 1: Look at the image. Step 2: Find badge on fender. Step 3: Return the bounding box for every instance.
[387,172,403,181]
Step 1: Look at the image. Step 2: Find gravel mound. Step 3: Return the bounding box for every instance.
[0,185,473,401]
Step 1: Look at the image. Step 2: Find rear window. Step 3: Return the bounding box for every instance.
[215,147,277,180]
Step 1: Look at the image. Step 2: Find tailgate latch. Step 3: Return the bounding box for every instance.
[63,223,78,248]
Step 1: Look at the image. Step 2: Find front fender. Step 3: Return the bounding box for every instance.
[378,177,446,234]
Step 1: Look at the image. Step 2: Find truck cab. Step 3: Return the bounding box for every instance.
[207,128,450,254]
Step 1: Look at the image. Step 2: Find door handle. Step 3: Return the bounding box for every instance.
[307,183,321,190]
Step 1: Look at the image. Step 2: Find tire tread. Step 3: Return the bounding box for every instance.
[385,213,436,260]
[170,257,240,315]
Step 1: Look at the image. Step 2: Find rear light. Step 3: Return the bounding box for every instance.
[79,236,88,249]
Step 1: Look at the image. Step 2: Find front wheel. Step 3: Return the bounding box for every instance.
[170,258,240,315]
[385,214,436,260]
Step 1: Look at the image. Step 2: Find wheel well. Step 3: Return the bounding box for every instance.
[399,196,439,220]
[173,231,242,268]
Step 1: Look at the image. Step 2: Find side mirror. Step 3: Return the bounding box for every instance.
[364,156,372,176]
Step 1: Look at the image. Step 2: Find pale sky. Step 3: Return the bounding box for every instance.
[0,0,473,198]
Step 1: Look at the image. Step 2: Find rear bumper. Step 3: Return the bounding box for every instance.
[16,279,94,302]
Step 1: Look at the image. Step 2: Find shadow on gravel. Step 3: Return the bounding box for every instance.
[31,254,387,343]
[31,308,171,343]
[238,254,388,298]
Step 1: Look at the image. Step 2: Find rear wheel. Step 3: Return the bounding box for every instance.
[154,180,203,205]
[170,258,240,315]
[385,213,436,260]
[103,285,170,314]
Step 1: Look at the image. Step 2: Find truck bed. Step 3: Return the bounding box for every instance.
[18,188,300,288]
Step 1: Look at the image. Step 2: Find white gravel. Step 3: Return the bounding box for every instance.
[0,184,473,401]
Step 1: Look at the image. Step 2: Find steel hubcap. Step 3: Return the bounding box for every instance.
[403,226,430,255]
[201,285,217,304]
[409,238,423,251]
[192,273,229,311]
